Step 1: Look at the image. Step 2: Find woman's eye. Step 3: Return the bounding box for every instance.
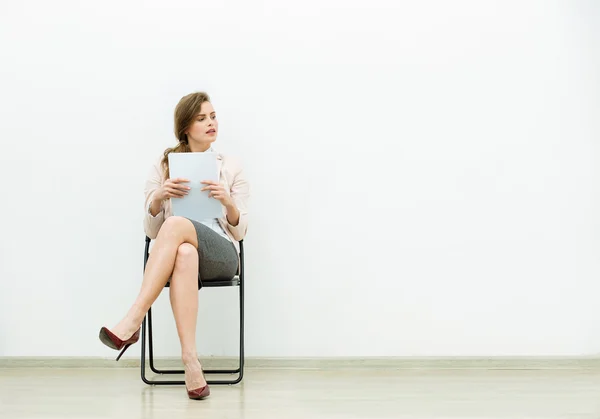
[197,118,205,122]
[211,115,216,119]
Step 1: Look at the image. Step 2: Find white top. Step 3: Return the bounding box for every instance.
[199,217,231,242]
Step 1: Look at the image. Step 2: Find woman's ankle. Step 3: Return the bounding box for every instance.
[127,304,146,327]
[182,352,199,366]
[112,316,140,340]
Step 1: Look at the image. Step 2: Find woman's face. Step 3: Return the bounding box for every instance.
[186,101,218,147]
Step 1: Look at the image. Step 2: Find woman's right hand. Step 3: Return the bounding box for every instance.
[154,178,191,202]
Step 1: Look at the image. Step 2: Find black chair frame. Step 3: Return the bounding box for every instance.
[140,236,245,385]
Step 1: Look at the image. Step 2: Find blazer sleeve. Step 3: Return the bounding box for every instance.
[223,159,250,241]
[143,159,165,239]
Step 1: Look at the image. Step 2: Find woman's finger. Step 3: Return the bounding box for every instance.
[202,185,222,192]
[167,180,190,189]
[171,178,190,184]
[167,187,187,197]
[171,183,190,191]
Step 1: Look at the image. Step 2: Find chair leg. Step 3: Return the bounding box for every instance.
[141,308,185,385]
[140,315,151,384]
[140,238,185,385]
[148,307,181,375]
[148,307,156,373]
[203,280,245,384]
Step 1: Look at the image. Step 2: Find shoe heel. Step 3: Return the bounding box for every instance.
[116,343,132,361]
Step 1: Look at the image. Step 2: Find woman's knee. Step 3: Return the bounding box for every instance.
[159,216,197,243]
[161,216,191,233]
[174,243,198,268]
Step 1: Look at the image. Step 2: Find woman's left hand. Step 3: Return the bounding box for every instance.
[201,181,233,207]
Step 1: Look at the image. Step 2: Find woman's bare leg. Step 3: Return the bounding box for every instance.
[169,243,206,389]
[111,216,199,340]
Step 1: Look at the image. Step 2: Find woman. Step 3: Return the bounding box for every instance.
[98,92,249,400]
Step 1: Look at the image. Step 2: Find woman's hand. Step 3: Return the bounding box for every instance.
[201,180,233,207]
[155,178,191,202]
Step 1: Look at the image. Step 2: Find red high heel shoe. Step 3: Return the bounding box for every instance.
[99,326,141,361]
[186,366,210,400]
[187,384,210,400]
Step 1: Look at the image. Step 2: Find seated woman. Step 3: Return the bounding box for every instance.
[99,92,249,400]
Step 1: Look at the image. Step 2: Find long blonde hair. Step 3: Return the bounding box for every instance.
[161,91,211,179]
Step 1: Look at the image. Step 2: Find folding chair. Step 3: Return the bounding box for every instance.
[140,236,245,385]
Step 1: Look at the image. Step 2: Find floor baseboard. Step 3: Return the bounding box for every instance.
[2,356,600,370]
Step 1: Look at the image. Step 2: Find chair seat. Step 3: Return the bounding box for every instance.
[164,275,240,289]
[202,276,241,287]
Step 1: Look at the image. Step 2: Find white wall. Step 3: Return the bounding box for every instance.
[0,0,598,358]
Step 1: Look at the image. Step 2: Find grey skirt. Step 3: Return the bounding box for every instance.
[186,218,239,284]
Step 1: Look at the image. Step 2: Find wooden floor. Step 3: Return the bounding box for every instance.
[2,367,600,418]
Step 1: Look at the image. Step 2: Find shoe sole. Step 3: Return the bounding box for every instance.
[99,328,119,350]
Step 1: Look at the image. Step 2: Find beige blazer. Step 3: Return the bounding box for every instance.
[143,152,249,258]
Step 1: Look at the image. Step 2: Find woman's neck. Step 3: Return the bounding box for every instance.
[189,143,212,153]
